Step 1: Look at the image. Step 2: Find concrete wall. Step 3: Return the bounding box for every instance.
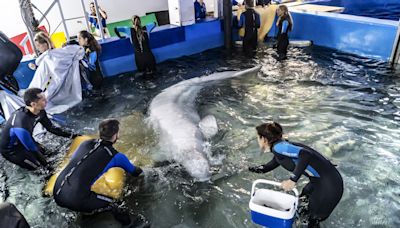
[0,0,168,38]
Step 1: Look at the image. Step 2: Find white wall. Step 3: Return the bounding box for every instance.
[0,0,168,38]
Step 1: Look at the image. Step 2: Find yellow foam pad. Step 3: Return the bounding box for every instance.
[43,135,126,199]
[50,32,67,48]
[237,5,278,41]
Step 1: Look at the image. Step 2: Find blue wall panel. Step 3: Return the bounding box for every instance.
[289,12,398,60]
[185,19,222,40]
[99,37,134,61]
[149,25,185,49]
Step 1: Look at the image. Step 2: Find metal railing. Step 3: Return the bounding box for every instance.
[390,19,400,66]
[19,0,100,55]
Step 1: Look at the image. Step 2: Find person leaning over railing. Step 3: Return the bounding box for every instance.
[88,1,109,37]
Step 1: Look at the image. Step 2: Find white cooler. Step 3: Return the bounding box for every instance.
[249,179,299,228]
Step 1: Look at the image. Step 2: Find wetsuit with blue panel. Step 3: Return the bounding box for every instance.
[194,1,207,20]
[238,9,261,55]
[53,139,142,213]
[82,49,103,90]
[277,15,292,60]
[251,140,343,222]
[89,15,107,32]
[0,107,74,170]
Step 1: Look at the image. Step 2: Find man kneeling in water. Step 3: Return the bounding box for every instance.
[53,119,143,225]
[0,88,78,170]
[249,122,343,227]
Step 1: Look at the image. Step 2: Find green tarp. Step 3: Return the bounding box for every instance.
[107,13,158,37]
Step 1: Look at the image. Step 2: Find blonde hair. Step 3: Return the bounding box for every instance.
[34,31,54,50]
[278,5,289,15]
[276,5,293,29]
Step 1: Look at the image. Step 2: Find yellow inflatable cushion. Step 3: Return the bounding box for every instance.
[237,5,278,41]
[43,135,126,199]
[50,32,67,48]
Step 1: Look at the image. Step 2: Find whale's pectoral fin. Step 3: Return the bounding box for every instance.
[199,115,218,139]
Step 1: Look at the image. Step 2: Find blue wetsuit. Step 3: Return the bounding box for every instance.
[277,15,292,60]
[194,1,206,20]
[0,107,73,170]
[251,140,343,222]
[89,14,107,30]
[53,139,142,213]
[238,9,261,55]
[82,49,103,90]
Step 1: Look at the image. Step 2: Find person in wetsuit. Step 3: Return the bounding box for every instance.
[249,122,343,227]
[256,0,271,7]
[238,0,261,56]
[77,30,103,91]
[131,15,156,75]
[194,0,207,20]
[0,202,30,228]
[53,119,143,225]
[88,2,109,37]
[0,88,78,170]
[276,5,293,60]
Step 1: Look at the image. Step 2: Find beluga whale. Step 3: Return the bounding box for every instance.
[148,66,261,181]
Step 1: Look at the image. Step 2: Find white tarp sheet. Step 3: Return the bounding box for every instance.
[29,44,84,114]
[0,45,84,120]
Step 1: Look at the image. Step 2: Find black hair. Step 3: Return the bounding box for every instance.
[99,118,120,140]
[79,30,101,53]
[23,88,43,106]
[245,0,255,7]
[256,122,283,144]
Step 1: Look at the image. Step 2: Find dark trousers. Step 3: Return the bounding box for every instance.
[1,144,47,170]
[55,190,131,225]
[301,176,344,226]
[277,33,289,60]
[243,30,258,56]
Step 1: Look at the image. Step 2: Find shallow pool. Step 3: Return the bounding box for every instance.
[1,44,400,227]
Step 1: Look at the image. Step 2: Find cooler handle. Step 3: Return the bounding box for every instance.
[251,179,299,198]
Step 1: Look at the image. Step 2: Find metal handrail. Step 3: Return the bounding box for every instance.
[19,0,90,54]
[390,19,400,66]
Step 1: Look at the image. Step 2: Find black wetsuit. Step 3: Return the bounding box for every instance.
[256,0,271,7]
[0,107,73,170]
[238,9,261,56]
[277,16,292,60]
[251,140,343,223]
[130,28,156,73]
[0,202,30,228]
[54,139,142,213]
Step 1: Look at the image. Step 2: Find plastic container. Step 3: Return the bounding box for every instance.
[249,179,298,228]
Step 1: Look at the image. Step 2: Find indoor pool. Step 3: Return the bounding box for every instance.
[1,43,399,227]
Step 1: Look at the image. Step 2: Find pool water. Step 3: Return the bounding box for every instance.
[1,43,400,227]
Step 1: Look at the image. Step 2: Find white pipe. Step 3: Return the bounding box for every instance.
[92,0,105,41]
[38,0,58,24]
[80,0,90,32]
[390,19,400,65]
[56,0,70,41]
